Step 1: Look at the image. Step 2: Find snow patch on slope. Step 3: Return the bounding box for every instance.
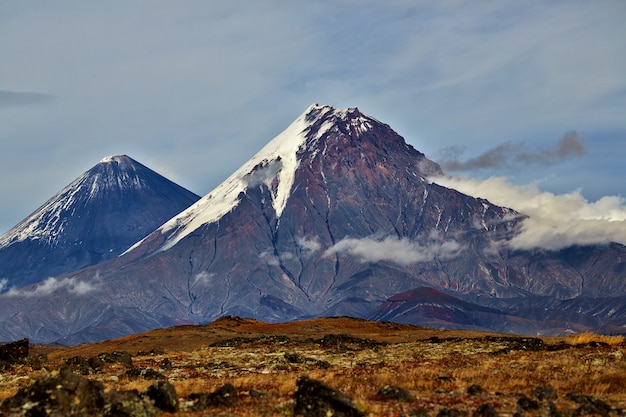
[158,104,337,251]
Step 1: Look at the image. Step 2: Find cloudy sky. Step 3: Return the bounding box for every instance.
[1,1,625,237]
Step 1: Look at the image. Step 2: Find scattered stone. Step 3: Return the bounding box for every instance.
[136,348,165,356]
[294,376,364,417]
[99,351,133,368]
[188,383,238,410]
[565,392,612,417]
[248,388,266,398]
[65,355,104,375]
[376,385,415,402]
[0,360,12,372]
[317,333,386,350]
[160,357,173,370]
[145,381,178,413]
[285,352,304,363]
[437,407,467,417]
[467,384,484,396]
[532,384,557,401]
[125,367,165,380]
[547,401,561,417]
[106,389,159,417]
[209,335,292,347]
[517,395,540,411]
[0,366,105,416]
[89,356,105,372]
[65,355,93,375]
[473,403,499,417]
[486,336,546,353]
[0,338,29,364]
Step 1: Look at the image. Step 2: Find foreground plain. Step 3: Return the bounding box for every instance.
[2,316,626,416]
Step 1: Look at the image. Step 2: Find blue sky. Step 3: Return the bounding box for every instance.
[1,1,625,236]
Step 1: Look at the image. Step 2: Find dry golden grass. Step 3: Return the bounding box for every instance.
[565,331,625,346]
[3,317,626,416]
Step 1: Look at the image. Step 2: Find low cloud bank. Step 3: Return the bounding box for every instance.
[439,131,585,171]
[1,275,98,297]
[325,232,463,265]
[433,175,626,250]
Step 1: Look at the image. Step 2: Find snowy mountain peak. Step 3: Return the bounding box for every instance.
[0,155,183,248]
[156,104,379,251]
[99,154,133,165]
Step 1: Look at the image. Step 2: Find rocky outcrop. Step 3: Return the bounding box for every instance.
[294,376,364,417]
[0,366,179,417]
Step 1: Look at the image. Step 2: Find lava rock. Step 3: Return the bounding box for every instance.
[565,392,611,417]
[532,384,557,401]
[188,383,238,410]
[125,368,165,380]
[0,366,105,416]
[145,381,178,413]
[294,376,364,417]
[65,355,104,375]
[376,385,415,402]
[437,407,467,417]
[517,395,540,411]
[474,403,499,417]
[0,338,28,364]
[467,384,484,396]
[106,389,159,417]
[99,351,133,368]
[285,352,304,363]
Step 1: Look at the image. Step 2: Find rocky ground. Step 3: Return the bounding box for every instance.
[1,316,626,416]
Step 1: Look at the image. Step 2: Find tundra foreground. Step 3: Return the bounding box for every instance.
[1,317,625,416]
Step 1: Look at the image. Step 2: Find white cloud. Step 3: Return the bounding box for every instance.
[433,175,626,250]
[325,233,463,265]
[259,251,280,267]
[296,236,322,256]
[0,278,8,293]
[2,275,98,297]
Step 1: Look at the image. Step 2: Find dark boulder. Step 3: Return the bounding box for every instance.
[376,385,415,402]
[0,338,29,364]
[294,376,364,417]
[105,389,158,417]
[532,384,557,401]
[65,355,104,375]
[0,366,105,416]
[467,384,484,396]
[145,381,178,413]
[188,383,238,410]
[125,368,165,380]
[473,403,498,417]
[98,351,133,368]
[517,395,540,411]
[565,392,612,417]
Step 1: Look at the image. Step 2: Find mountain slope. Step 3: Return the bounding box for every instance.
[1,106,625,344]
[0,155,200,290]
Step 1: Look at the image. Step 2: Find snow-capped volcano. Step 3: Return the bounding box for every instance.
[2,106,626,344]
[146,104,442,252]
[0,155,200,289]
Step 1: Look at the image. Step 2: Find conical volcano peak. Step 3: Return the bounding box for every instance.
[303,104,379,139]
[98,154,137,166]
[100,155,127,163]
